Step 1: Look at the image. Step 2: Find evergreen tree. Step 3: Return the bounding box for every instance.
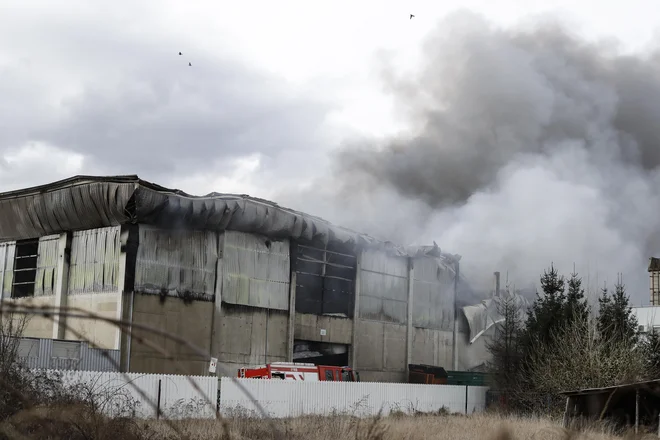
[597,285,611,336]
[565,270,590,324]
[486,292,524,394]
[524,264,566,346]
[598,277,638,345]
[644,329,660,377]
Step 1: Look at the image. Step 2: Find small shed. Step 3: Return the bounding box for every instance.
[561,380,660,434]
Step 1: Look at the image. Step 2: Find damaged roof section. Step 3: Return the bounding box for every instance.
[0,175,461,262]
[461,290,530,344]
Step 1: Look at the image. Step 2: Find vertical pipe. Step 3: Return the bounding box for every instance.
[126,290,134,372]
[452,260,460,371]
[493,272,500,298]
[53,233,71,340]
[635,389,640,434]
[156,379,162,419]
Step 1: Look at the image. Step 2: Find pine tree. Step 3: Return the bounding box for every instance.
[597,285,611,337]
[524,264,566,346]
[598,276,638,345]
[486,292,524,393]
[565,270,590,325]
[644,329,660,377]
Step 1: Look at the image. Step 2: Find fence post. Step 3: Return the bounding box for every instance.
[464,385,468,414]
[156,379,162,419]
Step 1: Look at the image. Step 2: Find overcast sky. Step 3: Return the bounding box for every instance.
[2,0,660,301]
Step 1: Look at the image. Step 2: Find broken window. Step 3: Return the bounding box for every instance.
[0,236,59,299]
[292,240,356,317]
[12,239,39,298]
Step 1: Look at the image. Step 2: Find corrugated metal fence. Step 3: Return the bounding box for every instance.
[17,337,120,371]
[219,378,489,418]
[39,370,218,419]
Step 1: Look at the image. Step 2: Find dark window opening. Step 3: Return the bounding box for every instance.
[12,239,39,299]
[325,370,334,381]
[293,340,349,367]
[293,240,357,317]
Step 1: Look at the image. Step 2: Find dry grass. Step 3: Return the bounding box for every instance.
[142,413,655,440]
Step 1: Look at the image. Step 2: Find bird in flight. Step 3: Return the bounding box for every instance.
[179,52,182,55]
[410,14,414,19]
[189,62,192,66]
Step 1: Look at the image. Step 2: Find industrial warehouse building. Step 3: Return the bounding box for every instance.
[0,175,494,381]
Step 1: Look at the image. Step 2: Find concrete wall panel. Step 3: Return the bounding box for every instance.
[411,327,453,369]
[212,304,288,370]
[64,293,120,349]
[355,320,384,370]
[295,313,352,345]
[383,323,406,371]
[129,294,213,375]
[4,296,55,339]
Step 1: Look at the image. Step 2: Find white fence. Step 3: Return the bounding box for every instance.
[219,378,489,418]
[37,370,218,419]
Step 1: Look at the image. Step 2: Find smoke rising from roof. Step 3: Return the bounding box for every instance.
[284,10,660,303]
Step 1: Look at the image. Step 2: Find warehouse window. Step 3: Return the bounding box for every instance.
[293,240,357,317]
[12,239,39,298]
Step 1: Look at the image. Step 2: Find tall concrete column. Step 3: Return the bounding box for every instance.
[52,233,71,340]
[405,257,415,377]
[287,271,297,362]
[452,259,460,371]
[113,228,130,351]
[350,251,362,371]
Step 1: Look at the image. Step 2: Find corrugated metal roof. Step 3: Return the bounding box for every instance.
[561,379,660,396]
[0,175,461,263]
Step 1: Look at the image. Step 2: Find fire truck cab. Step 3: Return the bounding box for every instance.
[238,362,360,382]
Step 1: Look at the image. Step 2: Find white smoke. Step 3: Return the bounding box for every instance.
[280,10,660,303]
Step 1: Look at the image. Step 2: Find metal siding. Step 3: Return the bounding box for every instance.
[359,250,408,323]
[0,180,135,242]
[34,235,60,297]
[219,378,489,418]
[221,231,290,310]
[0,241,15,299]
[16,337,120,372]
[134,226,218,301]
[68,227,122,295]
[412,256,455,331]
[43,370,218,418]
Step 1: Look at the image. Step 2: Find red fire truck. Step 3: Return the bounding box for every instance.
[237,362,360,382]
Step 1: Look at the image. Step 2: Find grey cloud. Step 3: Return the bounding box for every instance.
[0,9,334,182]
